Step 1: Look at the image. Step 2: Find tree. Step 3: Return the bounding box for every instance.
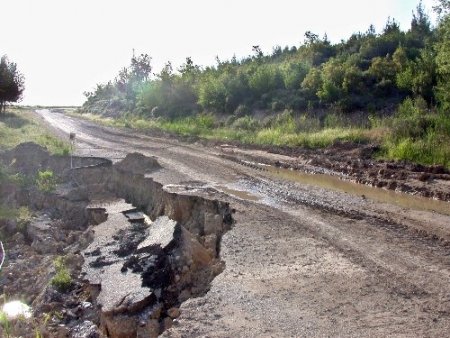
[435,16,450,110]
[434,0,450,17]
[130,53,152,82]
[178,57,201,82]
[411,1,431,37]
[396,48,436,102]
[367,55,397,95]
[301,67,322,99]
[0,55,24,112]
[281,61,309,90]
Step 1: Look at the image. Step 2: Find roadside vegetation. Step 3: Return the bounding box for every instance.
[0,107,69,155]
[0,106,66,252]
[79,1,450,168]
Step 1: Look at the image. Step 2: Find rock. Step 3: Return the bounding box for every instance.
[63,253,84,271]
[9,232,25,245]
[179,227,213,268]
[95,263,155,314]
[203,234,218,255]
[87,208,108,225]
[101,314,138,338]
[178,289,192,303]
[65,187,89,202]
[26,215,61,254]
[137,216,178,252]
[418,173,431,182]
[167,307,180,319]
[203,212,222,236]
[136,319,159,338]
[3,219,18,235]
[163,317,173,331]
[387,181,397,190]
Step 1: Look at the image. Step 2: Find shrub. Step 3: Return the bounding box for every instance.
[17,206,31,233]
[50,256,72,292]
[262,110,297,134]
[232,116,260,131]
[234,104,250,117]
[324,113,347,128]
[271,101,285,112]
[195,114,216,129]
[36,170,56,193]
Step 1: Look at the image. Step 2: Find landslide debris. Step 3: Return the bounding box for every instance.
[0,143,233,338]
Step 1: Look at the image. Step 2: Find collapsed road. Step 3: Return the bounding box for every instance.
[36,109,450,337]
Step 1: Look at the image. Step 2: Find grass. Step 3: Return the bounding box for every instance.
[251,127,368,148]
[0,206,32,237]
[75,111,371,148]
[382,135,450,167]
[0,108,70,155]
[377,99,450,167]
[0,206,30,222]
[73,106,450,168]
[0,311,11,337]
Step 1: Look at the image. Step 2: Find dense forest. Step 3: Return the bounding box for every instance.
[81,1,450,167]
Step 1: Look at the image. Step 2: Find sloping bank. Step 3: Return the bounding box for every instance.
[0,143,233,338]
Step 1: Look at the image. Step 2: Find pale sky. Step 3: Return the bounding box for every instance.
[0,0,437,106]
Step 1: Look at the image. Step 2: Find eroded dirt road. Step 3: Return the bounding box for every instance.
[37,109,450,337]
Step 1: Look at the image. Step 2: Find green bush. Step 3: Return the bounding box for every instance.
[383,136,450,167]
[16,206,31,233]
[232,116,260,131]
[382,97,450,167]
[36,170,56,193]
[233,104,250,117]
[271,101,285,112]
[50,256,72,292]
[195,114,215,129]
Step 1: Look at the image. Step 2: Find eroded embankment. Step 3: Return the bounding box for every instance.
[79,153,233,337]
[0,143,233,338]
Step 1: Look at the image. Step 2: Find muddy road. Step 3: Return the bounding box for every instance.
[37,109,450,337]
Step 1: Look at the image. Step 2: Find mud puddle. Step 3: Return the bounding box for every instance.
[266,166,450,216]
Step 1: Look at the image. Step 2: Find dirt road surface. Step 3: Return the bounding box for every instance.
[37,109,450,337]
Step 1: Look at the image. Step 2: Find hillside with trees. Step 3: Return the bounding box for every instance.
[81,1,450,168]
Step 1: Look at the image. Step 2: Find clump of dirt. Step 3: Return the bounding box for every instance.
[0,143,233,338]
[114,152,161,175]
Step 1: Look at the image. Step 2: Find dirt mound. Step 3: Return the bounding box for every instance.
[114,152,161,175]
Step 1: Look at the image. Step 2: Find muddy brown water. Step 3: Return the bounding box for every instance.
[266,166,450,216]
